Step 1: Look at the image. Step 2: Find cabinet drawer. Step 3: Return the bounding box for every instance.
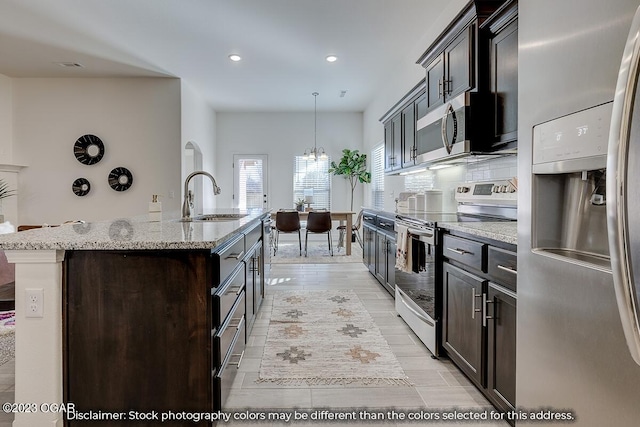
[487,246,517,292]
[376,216,395,234]
[212,234,245,285]
[213,294,245,369]
[212,262,245,328]
[213,320,246,410]
[363,212,377,226]
[443,235,485,272]
[244,222,262,250]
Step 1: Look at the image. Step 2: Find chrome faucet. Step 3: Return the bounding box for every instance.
[182,171,221,221]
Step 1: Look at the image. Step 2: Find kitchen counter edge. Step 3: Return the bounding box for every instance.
[439,221,517,245]
[0,209,271,251]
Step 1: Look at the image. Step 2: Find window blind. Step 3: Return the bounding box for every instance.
[371,144,385,210]
[236,158,264,209]
[293,156,331,210]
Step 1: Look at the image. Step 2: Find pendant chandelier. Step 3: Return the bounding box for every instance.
[302,92,327,161]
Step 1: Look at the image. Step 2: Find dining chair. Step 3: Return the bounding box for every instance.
[337,209,363,250]
[274,211,302,256]
[305,211,333,256]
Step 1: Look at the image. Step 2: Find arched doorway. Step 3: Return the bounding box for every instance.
[184,141,204,215]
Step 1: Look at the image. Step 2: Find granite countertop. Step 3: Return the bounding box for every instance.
[439,221,518,245]
[0,209,270,251]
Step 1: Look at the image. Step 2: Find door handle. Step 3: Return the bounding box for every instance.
[483,294,494,327]
[444,79,452,95]
[438,78,443,99]
[441,103,457,154]
[471,289,482,319]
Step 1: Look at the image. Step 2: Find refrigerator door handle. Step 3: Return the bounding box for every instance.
[607,4,640,366]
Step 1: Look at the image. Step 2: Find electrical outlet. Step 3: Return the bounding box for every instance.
[25,289,44,318]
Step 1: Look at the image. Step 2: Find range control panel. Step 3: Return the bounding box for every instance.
[455,180,517,206]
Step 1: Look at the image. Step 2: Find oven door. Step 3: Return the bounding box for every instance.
[394,225,440,356]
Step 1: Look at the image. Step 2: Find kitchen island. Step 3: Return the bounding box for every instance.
[0,209,270,427]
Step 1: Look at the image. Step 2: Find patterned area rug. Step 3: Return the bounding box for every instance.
[0,310,15,366]
[0,311,14,335]
[257,290,411,386]
[271,242,363,264]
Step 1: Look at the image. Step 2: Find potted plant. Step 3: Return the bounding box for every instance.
[295,198,305,212]
[329,149,371,211]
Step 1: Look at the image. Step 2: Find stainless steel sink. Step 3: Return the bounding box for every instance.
[191,213,248,222]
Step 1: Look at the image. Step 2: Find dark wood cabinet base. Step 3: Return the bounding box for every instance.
[64,250,212,426]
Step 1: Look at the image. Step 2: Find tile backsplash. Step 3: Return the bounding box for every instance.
[402,154,517,212]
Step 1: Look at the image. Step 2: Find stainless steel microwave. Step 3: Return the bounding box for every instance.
[414,92,489,165]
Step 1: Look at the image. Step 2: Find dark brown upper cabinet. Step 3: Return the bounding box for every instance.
[482,0,518,149]
[417,0,505,114]
[423,27,473,111]
[382,81,425,173]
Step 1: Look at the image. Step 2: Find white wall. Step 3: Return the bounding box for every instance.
[361,0,470,211]
[216,112,363,211]
[0,74,20,225]
[0,74,13,163]
[12,77,182,224]
[180,80,218,211]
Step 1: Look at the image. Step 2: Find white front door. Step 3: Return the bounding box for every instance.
[233,154,268,209]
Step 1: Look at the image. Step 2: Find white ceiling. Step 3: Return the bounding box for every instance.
[0,0,454,112]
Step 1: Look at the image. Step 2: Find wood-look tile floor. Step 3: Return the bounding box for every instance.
[224,263,509,426]
[0,262,509,427]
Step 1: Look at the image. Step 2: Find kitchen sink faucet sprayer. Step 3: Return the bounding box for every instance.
[181,171,221,221]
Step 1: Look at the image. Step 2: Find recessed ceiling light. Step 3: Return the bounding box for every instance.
[326,55,338,63]
[228,54,242,62]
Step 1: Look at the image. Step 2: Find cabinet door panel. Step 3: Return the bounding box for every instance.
[384,120,393,171]
[65,251,211,425]
[375,232,386,284]
[416,93,428,121]
[363,224,376,274]
[425,53,445,111]
[391,114,402,170]
[401,103,415,167]
[442,262,484,386]
[487,282,517,412]
[445,28,472,100]
[491,19,518,145]
[386,237,396,292]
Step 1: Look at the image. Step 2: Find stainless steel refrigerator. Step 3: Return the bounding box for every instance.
[519,0,640,425]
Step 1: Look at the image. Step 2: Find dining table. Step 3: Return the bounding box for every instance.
[271,210,356,255]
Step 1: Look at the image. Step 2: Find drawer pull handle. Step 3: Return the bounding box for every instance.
[497,264,517,275]
[229,350,245,369]
[228,319,243,329]
[228,286,243,296]
[225,250,245,260]
[447,247,469,255]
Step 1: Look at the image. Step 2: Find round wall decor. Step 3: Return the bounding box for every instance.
[72,178,91,196]
[74,134,105,165]
[108,167,133,192]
